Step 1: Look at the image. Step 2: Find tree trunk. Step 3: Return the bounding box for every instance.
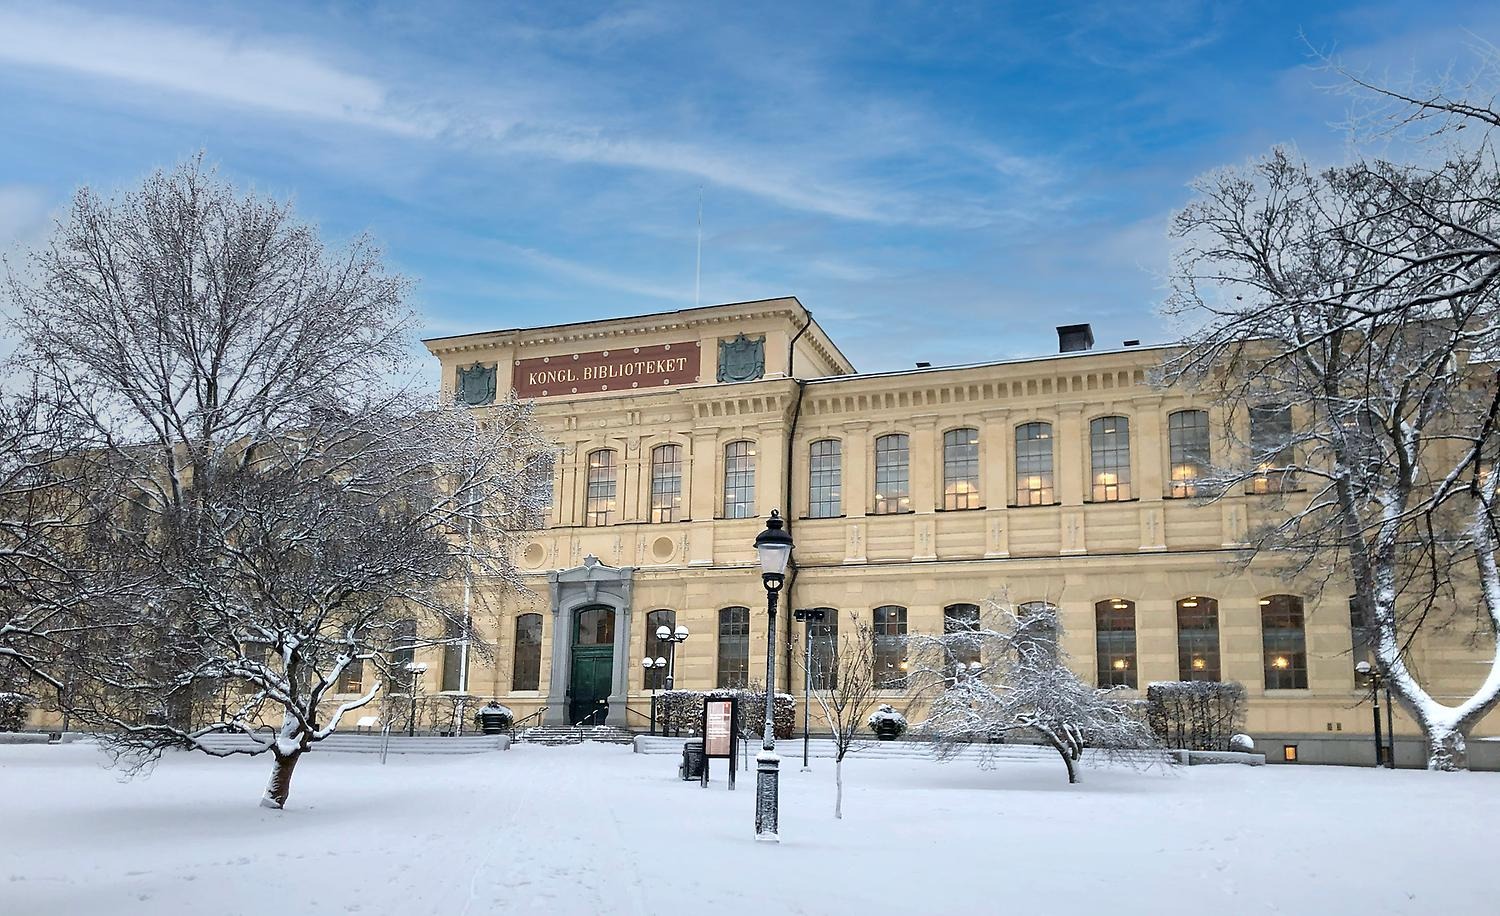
[261,751,302,809]
[835,755,843,819]
[1059,747,1080,784]
[1427,727,1468,772]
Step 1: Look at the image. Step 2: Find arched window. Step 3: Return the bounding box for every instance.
[723,441,756,519]
[513,613,542,691]
[717,607,750,688]
[1248,404,1295,494]
[644,609,675,689]
[1095,598,1137,688]
[1168,410,1210,498]
[522,452,555,528]
[1014,423,1054,506]
[808,440,842,518]
[585,449,617,526]
[873,434,911,514]
[873,605,908,687]
[1176,597,1220,681]
[650,445,682,523]
[943,428,981,510]
[1262,595,1307,689]
[575,606,614,646]
[1017,601,1059,660]
[944,603,982,667]
[1090,416,1131,502]
[808,608,838,690]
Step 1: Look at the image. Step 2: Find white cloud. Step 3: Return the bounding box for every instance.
[0,4,426,135]
[0,184,54,255]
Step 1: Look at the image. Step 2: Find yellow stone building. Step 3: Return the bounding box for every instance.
[411,296,1500,765]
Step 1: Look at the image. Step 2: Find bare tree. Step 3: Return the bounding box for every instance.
[800,613,880,819]
[3,156,549,806]
[908,599,1159,784]
[1163,141,1500,770]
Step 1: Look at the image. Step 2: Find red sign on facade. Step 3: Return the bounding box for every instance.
[512,342,700,398]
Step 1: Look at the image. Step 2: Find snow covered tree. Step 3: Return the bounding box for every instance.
[1164,142,1500,770]
[3,156,549,806]
[799,613,880,818]
[908,599,1159,784]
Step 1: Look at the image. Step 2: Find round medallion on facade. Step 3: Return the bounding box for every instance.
[651,536,675,563]
[521,542,546,569]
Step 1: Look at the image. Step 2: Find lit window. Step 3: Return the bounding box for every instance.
[512,614,542,691]
[1090,416,1131,502]
[1168,410,1210,498]
[873,435,911,514]
[336,658,364,694]
[650,444,682,523]
[1176,597,1220,681]
[1095,599,1137,688]
[1014,423,1054,506]
[723,441,756,519]
[1249,405,1295,494]
[1262,595,1308,689]
[717,607,750,688]
[942,428,981,510]
[943,603,981,668]
[873,605,908,688]
[585,449,617,526]
[808,440,843,518]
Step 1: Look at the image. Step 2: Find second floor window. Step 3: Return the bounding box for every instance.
[1249,404,1295,494]
[1014,422,1054,506]
[1168,410,1210,498]
[723,441,756,518]
[585,449,617,526]
[650,444,682,523]
[873,434,911,514]
[943,428,981,510]
[1090,416,1131,502]
[522,452,555,528]
[808,439,842,518]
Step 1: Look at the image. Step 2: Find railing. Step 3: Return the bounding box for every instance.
[623,705,654,732]
[508,708,545,741]
[572,707,606,729]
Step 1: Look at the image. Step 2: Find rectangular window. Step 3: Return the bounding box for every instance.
[512,613,542,691]
[943,429,981,510]
[873,435,911,514]
[808,609,838,690]
[1262,595,1308,689]
[944,603,982,668]
[1176,597,1220,681]
[723,442,756,519]
[1014,423,1054,506]
[1090,416,1131,502]
[521,452,555,528]
[716,607,750,688]
[441,617,467,692]
[650,445,682,523]
[1095,599,1137,688]
[585,450,617,526]
[1168,410,1210,498]
[336,658,364,694]
[1249,405,1295,494]
[808,440,842,518]
[645,610,676,689]
[1349,596,1373,673]
[873,605,908,688]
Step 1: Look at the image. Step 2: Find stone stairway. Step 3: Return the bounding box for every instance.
[517,724,636,747]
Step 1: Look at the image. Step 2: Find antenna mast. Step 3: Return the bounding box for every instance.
[695,185,703,308]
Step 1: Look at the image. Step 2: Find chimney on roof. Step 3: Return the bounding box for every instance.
[915,361,931,369]
[1057,324,1094,353]
[1123,339,1140,347]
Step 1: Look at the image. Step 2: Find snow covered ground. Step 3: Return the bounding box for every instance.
[1,742,1495,915]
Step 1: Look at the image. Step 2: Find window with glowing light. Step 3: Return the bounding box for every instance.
[1014,422,1055,506]
[1248,404,1295,494]
[1176,596,1220,681]
[873,434,911,514]
[1167,410,1210,497]
[1095,598,1137,688]
[1090,416,1131,502]
[1261,595,1308,689]
[942,428,981,510]
[873,605,909,688]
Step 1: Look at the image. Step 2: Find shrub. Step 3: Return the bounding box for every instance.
[657,688,795,739]
[1145,681,1247,751]
[0,692,32,733]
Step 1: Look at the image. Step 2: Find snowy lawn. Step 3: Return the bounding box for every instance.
[1,742,1495,915]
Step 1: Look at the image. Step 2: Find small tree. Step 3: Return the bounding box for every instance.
[909,599,1159,784]
[800,614,880,819]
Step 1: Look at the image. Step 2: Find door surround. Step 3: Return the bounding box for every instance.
[546,555,634,727]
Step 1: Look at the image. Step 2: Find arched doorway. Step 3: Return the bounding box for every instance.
[569,605,615,725]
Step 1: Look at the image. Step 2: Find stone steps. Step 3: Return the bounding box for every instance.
[518,725,635,747]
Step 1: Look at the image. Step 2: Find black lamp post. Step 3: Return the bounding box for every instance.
[1355,660,1396,768]
[753,509,794,843]
[793,607,827,772]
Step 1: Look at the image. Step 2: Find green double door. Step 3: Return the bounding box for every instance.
[569,605,616,725]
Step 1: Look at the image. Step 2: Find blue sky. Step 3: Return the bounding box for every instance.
[0,1,1495,377]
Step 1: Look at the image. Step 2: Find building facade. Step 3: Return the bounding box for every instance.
[406,297,1499,763]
